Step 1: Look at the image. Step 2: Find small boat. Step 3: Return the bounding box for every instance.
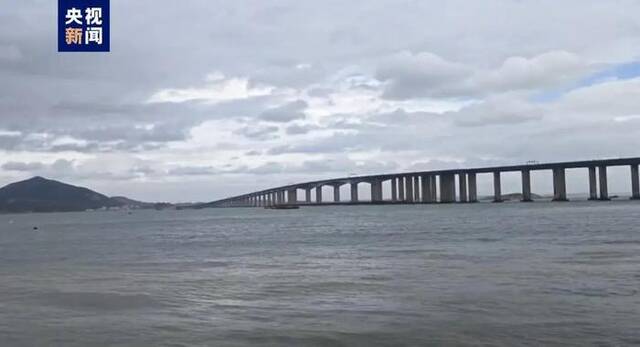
[265,204,300,210]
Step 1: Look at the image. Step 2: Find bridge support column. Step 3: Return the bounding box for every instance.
[631,164,640,200]
[493,172,503,202]
[391,178,397,202]
[279,191,286,204]
[430,175,438,202]
[405,176,414,202]
[521,169,532,202]
[333,185,341,202]
[413,176,420,202]
[316,186,323,203]
[599,166,609,200]
[440,174,456,203]
[468,173,477,202]
[371,180,383,202]
[430,175,437,202]
[552,168,568,201]
[398,177,405,201]
[350,182,359,203]
[421,175,430,203]
[287,189,297,204]
[458,173,467,202]
[588,166,598,200]
[305,188,312,203]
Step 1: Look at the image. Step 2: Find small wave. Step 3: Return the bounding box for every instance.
[602,240,640,245]
[33,291,162,311]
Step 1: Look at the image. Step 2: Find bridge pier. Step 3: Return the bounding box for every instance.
[440,173,456,203]
[588,166,598,200]
[631,164,640,200]
[371,180,383,202]
[398,177,405,201]
[287,189,297,204]
[493,172,503,202]
[521,169,532,202]
[413,176,420,202]
[468,173,477,202]
[391,177,398,201]
[316,186,323,203]
[405,176,414,202]
[552,168,568,201]
[305,188,312,203]
[421,175,431,203]
[599,166,609,200]
[350,182,359,202]
[458,173,468,202]
[333,184,341,202]
[430,175,438,202]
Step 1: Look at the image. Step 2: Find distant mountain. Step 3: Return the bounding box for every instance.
[0,176,173,213]
[0,176,120,213]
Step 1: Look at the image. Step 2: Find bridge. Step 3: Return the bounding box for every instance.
[208,157,640,208]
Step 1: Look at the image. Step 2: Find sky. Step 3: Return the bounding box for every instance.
[1,0,640,202]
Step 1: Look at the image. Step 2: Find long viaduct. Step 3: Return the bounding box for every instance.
[207,157,640,208]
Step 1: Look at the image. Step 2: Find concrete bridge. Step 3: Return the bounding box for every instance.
[208,157,640,208]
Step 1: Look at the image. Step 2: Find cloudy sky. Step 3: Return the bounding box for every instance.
[1,0,640,202]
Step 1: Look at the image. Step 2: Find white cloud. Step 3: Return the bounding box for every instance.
[377,50,593,99]
[471,51,590,92]
[451,95,543,127]
[147,76,275,104]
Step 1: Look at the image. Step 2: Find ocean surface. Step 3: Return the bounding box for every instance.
[1,201,639,346]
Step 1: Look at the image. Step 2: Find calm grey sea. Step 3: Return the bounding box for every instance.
[0,202,639,346]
